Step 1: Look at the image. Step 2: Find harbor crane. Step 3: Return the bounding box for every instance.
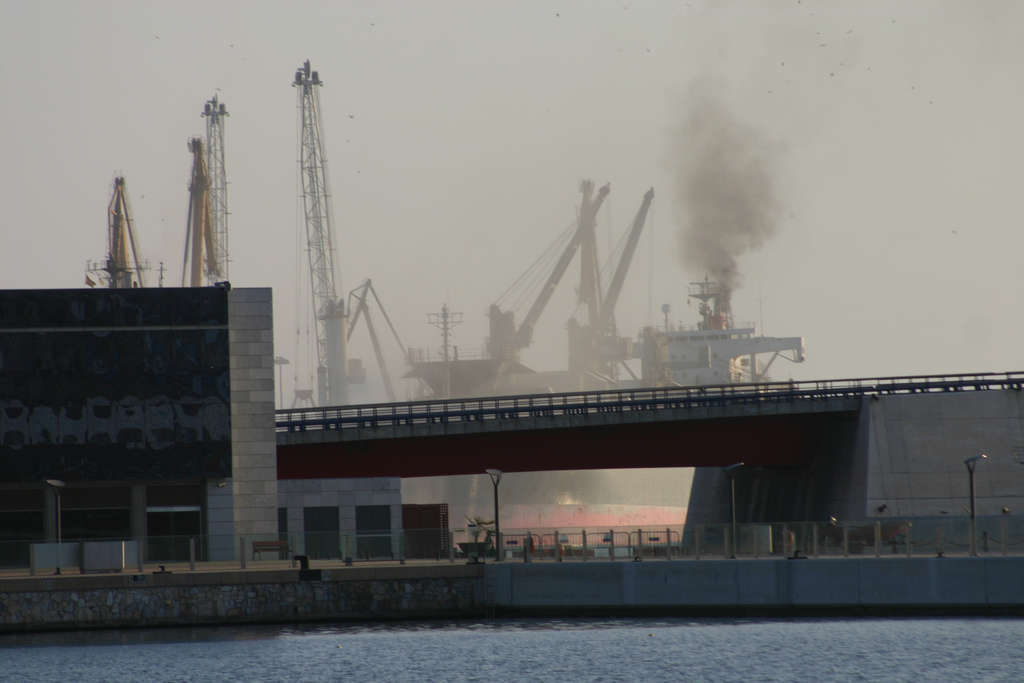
[181,138,218,287]
[488,180,610,362]
[86,177,146,288]
[294,59,348,406]
[346,279,407,402]
[203,95,230,280]
[568,187,655,378]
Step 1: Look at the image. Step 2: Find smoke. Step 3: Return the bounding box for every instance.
[673,84,782,308]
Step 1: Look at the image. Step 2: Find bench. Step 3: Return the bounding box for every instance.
[252,540,290,560]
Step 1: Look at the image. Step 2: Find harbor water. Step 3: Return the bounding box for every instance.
[2,617,1023,681]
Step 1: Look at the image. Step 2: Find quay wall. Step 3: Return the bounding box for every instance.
[4,557,1024,631]
[0,565,483,633]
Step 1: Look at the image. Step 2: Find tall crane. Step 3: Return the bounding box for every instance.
[86,177,146,288]
[568,187,655,378]
[202,95,229,280]
[294,59,348,406]
[487,181,610,361]
[181,138,217,287]
[347,279,407,402]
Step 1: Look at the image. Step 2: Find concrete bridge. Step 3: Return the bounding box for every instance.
[275,372,1024,486]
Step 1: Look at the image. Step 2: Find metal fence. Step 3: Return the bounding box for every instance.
[4,516,1024,577]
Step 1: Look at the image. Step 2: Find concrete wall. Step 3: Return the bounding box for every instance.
[277,477,402,555]
[226,288,277,540]
[863,391,1024,518]
[487,557,1024,610]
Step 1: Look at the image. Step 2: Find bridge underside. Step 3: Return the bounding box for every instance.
[277,410,858,480]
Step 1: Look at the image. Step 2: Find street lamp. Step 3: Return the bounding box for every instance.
[965,453,988,556]
[274,356,290,407]
[486,469,502,562]
[724,463,744,559]
[45,479,66,575]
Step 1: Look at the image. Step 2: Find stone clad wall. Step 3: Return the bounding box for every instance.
[0,567,482,632]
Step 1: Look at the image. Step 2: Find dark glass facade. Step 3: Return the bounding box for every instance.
[0,288,231,483]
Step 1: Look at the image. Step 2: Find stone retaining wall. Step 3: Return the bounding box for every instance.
[0,566,483,632]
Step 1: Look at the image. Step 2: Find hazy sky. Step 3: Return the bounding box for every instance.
[3,1,1022,405]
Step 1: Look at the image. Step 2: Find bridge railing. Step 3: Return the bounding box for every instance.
[275,371,1024,434]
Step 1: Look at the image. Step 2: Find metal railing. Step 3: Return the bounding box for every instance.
[275,371,1024,435]
[4,516,1024,577]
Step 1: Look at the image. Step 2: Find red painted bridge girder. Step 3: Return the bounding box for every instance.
[277,411,854,479]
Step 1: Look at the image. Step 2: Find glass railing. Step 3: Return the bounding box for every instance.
[1,517,1023,576]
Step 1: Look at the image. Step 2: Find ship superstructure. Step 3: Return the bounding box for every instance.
[639,277,805,386]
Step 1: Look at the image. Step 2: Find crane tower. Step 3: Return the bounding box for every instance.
[86,177,146,288]
[202,95,230,280]
[294,59,348,406]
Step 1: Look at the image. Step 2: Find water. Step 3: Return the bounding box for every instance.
[2,617,1023,682]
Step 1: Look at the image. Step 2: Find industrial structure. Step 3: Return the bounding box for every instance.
[86,177,146,289]
[181,138,216,287]
[203,95,230,281]
[294,59,349,408]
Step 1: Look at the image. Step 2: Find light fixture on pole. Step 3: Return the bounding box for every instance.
[724,463,745,559]
[45,479,66,575]
[486,469,502,562]
[274,356,290,407]
[964,453,988,556]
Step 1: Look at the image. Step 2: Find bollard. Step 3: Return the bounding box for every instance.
[782,525,789,558]
[609,529,616,561]
[582,529,588,561]
[189,537,196,571]
[524,530,531,563]
[555,529,562,562]
[874,522,881,557]
[636,528,642,559]
[240,535,246,569]
[666,528,672,561]
[936,525,944,557]
[842,526,849,557]
[906,522,913,558]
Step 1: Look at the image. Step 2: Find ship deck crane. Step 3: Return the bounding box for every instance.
[568,187,655,378]
[488,181,610,361]
[347,279,407,402]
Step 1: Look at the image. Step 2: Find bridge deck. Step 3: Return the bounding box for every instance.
[276,371,1024,443]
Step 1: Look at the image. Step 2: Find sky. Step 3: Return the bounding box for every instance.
[3,0,1023,406]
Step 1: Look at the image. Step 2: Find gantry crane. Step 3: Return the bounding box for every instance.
[202,95,230,280]
[181,138,218,287]
[86,177,146,288]
[294,59,348,406]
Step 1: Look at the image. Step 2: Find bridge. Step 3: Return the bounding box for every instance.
[275,372,1024,480]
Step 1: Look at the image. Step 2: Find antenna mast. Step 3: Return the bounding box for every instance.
[294,59,347,405]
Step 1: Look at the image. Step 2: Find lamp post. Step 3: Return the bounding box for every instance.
[486,469,502,562]
[724,463,744,559]
[45,479,66,575]
[965,453,988,556]
[274,356,290,407]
